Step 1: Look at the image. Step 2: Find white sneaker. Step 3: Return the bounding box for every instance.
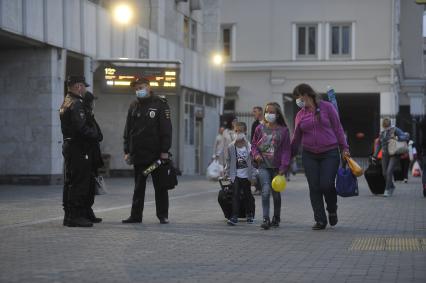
[384,190,390,197]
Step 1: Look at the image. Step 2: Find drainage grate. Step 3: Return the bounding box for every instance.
[350,237,426,252]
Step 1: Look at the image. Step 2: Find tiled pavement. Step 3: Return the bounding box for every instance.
[0,174,425,283]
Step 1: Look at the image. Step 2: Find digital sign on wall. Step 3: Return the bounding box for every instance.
[102,67,179,93]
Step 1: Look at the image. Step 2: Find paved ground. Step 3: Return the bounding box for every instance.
[0,174,425,283]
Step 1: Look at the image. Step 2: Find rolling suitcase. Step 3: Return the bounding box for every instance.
[364,162,385,195]
[217,178,255,219]
[393,158,404,181]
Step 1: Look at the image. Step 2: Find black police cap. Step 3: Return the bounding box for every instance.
[66,75,90,87]
[130,77,150,87]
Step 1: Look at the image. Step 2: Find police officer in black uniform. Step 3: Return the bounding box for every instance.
[60,76,100,227]
[122,77,172,224]
[82,91,103,223]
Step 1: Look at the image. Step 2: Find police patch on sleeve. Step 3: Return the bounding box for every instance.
[149,111,156,118]
[165,109,171,119]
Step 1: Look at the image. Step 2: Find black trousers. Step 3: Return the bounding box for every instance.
[231,177,254,219]
[130,165,169,219]
[62,142,92,214]
[400,158,410,179]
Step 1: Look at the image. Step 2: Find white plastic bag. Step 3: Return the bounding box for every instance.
[206,160,223,180]
[412,161,421,177]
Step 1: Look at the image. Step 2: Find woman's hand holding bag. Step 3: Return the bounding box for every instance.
[343,152,364,177]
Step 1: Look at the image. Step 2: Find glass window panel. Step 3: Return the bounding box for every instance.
[331,26,340,54]
[223,28,231,57]
[195,93,203,105]
[308,26,316,55]
[189,105,195,145]
[184,17,190,48]
[298,27,306,55]
[184,118,189,144]
[191,20,197,51]
[342,26,350,54]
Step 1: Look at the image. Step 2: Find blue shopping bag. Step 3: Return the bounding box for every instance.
[336,167,359,197]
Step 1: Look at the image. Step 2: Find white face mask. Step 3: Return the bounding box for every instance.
[296,98,305,108]
[236,133,246,141]
[136,88,148,98]
[264,113,276,123]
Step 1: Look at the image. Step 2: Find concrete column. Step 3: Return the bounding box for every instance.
[84,56,93,92]
[380,91,398,126]
[407,93,424,117]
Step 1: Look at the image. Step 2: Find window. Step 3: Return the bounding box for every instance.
[297,25,316,56]
[222,28,231,57]
[331,24,351,56]
[191,20,197,51]
[224,99,235,112]
[184,16,190,48]
[184,17,197,51]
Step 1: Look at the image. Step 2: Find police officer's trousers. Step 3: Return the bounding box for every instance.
[63,141,92,217]
[130,165,169,220]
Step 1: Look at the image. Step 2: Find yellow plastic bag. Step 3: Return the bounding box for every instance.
[344,155,363,177]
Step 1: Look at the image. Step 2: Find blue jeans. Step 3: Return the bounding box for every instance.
[258,168,281,219]
[302,148,340,225]
[381,153,397,191]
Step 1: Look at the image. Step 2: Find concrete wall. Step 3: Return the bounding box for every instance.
[0,48,62,183]
[220,0,393,62]
[400,0,424,78]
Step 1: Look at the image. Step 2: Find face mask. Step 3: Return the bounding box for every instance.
[136,89,148,98]
[236,133,246,141]
[296,98,305,108]
[264,113,276,123]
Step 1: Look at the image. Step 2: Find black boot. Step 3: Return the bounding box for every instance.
[67,209,93,228]
[87,208,102,223]
[271,216,280,228]
[261,217,271,230]
[63,207,70,227]
[122,216,142,223]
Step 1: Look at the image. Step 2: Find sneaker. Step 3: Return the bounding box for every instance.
[383,190,391,197]
[311,222,326,230]
[260,217,271,230]
[247,217,254,224]
[404,178,408,183]
[271,216,280,228]
[122,216,142,223]
[159,218,169,224]
[227,217,238,226]
[328,212,338,226]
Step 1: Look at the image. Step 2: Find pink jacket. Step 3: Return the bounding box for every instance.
[251,124,291,173]
[291,100,348,156]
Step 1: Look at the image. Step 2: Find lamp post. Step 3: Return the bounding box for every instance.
[112,3,133,57]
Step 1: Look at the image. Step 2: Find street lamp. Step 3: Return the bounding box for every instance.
[113,4,133,25]
[212,53,223,66]
[112,3,133,58]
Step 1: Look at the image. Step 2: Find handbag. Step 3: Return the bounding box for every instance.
[387,128,408,156]
[159,161,178,190]
[336,167,359,197]
[343,155,363,177]
[94,176,107,195]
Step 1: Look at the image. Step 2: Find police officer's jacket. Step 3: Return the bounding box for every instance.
[60,92,99,143]
[123,95,172,166]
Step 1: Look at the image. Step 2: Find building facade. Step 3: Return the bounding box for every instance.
[0,0,225,184]
[220,0,425,157]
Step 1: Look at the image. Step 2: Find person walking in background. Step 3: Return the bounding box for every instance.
[223,117,237,160]
[213,127,226,166]
[373,117,408,197]
[252,102,291,230]
[251,106,264,195]
[291,83,350,230]
[224,122,256,225]
[420,117,426,197]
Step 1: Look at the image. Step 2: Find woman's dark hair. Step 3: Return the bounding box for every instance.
[264,102,288,127]
[292,83,321,120]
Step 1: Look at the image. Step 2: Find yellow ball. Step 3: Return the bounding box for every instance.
[271,175,286,192]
